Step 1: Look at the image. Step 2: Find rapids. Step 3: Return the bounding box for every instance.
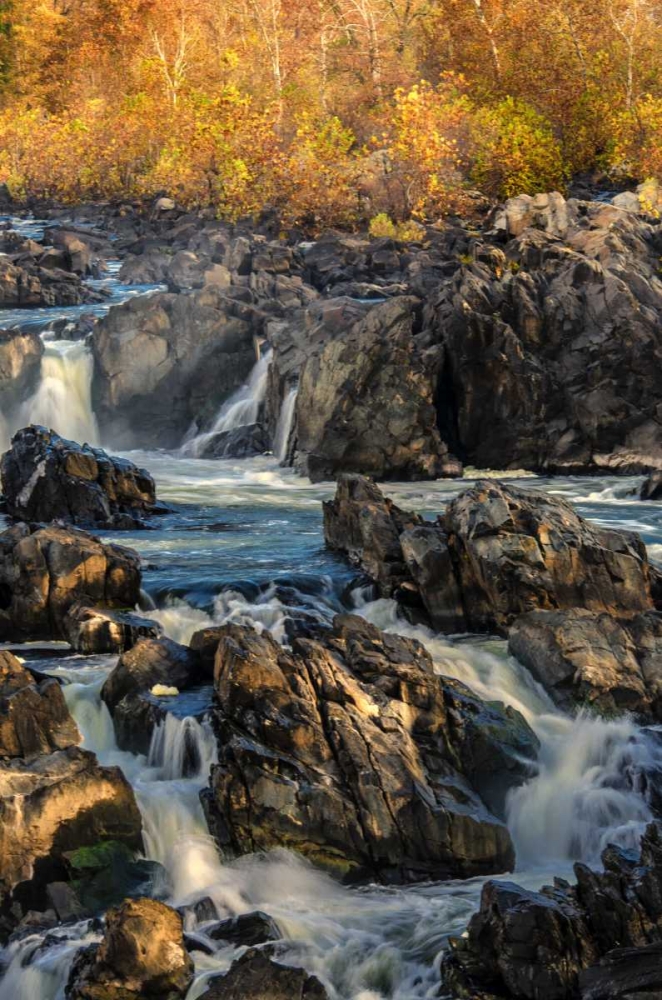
[1,215,662,999]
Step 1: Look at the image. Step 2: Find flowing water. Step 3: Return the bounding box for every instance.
[1,217,662,999]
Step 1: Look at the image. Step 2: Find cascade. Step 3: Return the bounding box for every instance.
[273,386,298,464]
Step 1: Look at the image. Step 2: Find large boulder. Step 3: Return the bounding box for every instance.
[201,949,330,1000]
[1,426,164,529]
[0,747,142,918]
[295,296,460,481]
[0,257,106,308]
[203,614,537,883]
[0,522,142,642]
[0,649,80,758]
[509,609,662,718]
[0,329,43,414]
[444,823,662,1000]
[324,477,656,634]
[67,897,193,1000]
[62,603,162,656]
[92,286,257,448]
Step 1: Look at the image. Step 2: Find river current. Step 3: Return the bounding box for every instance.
[0,217,661,999]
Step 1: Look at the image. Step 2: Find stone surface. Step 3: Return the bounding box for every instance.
[207,910,279,947]
[101,637,202,712]
[0,329,43,413]
[62,603,162,655]
[325,477,656,634]
[0,522,142,643]
[0,649,80,758]
[203,614,537,883]
[0,257,106,308]
[202,949,329,999]
[1,426,163,529]
[67,897,193,1000]
[641,472,662,501]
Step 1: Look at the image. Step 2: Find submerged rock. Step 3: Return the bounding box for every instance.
[203,614,537,883]
[67,897,193,1000]
[0,649,80,758]
[1,425,165,529]
[0,522,142,643]
[207,910,280,947]
[443,823,662,1000]
[202,949,330,1000]
[325,476,656,634]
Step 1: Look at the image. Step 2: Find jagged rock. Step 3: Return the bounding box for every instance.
[0,649,80,758]
[203,614,537,883]
[62,603,162,655]
[92,286,257,448]
[119,249,170,285]
[101,637,202,712]
[0,329,43,413]
[66,897,193,1000]
[641,472,662,501]
[201,949,329,1000]
[295,296,460,481]
[0,522,142,643]
[0,258,106,308]
[189,626,228,677]
[443,823,662,1000]
[490,191,572,239]
[207,910,279,946]
[198,423,270,459]
[1,426,164,529]
[0,747,142,917]
[508,609,662,718]
[325,477,656,635]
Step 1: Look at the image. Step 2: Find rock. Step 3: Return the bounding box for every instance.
[509,609,662,718]
[118,250,170,285]
[207,910,279,946]
[92,286,257,449]
[0,522,142,643]
[295,297,460,481]
[641,472,662,501]
[198,423,270,459]
[613,179,662,217]
[111,692,169,756]
[490,191,572,239]
[443,823,662,1000]
[62,603,162,655]
[0,258,106,308]
[0,329,43,413]
[325,477,656,635]
[101,637,202,712]
[203,614,537,883]
[201,949,329,1000]
[66,897,193,1000]
[46,881,86,922]
[1,426,164,529]
[0,747,142,916]
[189,626,227,677]
[0,649,80,758]
[64,841,162,918]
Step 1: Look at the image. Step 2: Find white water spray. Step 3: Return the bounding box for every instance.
[273,386,298,464]
[20,339,99,445]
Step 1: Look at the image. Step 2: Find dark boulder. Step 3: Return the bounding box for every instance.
[207,910,280,947]
[62,603,162,655]
[198,423,270,459]
[201,949,329,1000]
[101,637,202,712]
[203,614,537,883]
[0,649,80,758]
[641,472,662,501]
[1,426,165,529]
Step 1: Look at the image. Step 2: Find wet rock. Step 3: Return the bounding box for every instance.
[0,258,106,308]
[325,477,656,635]
[207,910,279,946]
[111,693,168,756]
[444,823,662,1000]
[0,747,142,916]
[641,472,662,501]
[189,626,227,677]
[198,422,270,459]
[1,426,165,529]
[0,329,43,413]
[0,522,142,643]
[62,603,162,655]
[203,614,537,883]
[67,897,193,1000]
[295,296,460,482]
[101,637,202,713]
[64,841,162,917]
[201,949,329,1000]
[0,649,80,758]
[92,286,257,449]
[509,609,662,718]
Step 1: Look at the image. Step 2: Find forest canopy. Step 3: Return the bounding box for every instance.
[0,0,660,228]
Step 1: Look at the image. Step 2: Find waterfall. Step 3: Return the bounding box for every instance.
[181,350,271,458]
[17,339,98,445]
[273,386,298,464]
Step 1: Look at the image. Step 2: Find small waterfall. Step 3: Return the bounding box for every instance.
[181,350,271,458]
[273,386,298,464]
[19,339,99,445]
[148,713,217,781]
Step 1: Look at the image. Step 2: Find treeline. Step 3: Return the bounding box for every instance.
[0,0,660,228]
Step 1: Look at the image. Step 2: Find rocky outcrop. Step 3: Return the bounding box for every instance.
[641,472,662,501]
[0,650,80,758]
[1,426,165,529]
[0,522,142,642]
[324,477,656,634]
[92,285,258,449]
[0,747,142,917]
[0,257,106,308]
[509,609,662,718]
[294,297,460,482]
[0,329,43,413]
[202,949,329,1000]
[443,823,662,1000]
[203,614,538,883]
[67,897,193,1000]
[62,603,162,655]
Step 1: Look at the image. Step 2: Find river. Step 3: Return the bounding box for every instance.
[0,217,661,999]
